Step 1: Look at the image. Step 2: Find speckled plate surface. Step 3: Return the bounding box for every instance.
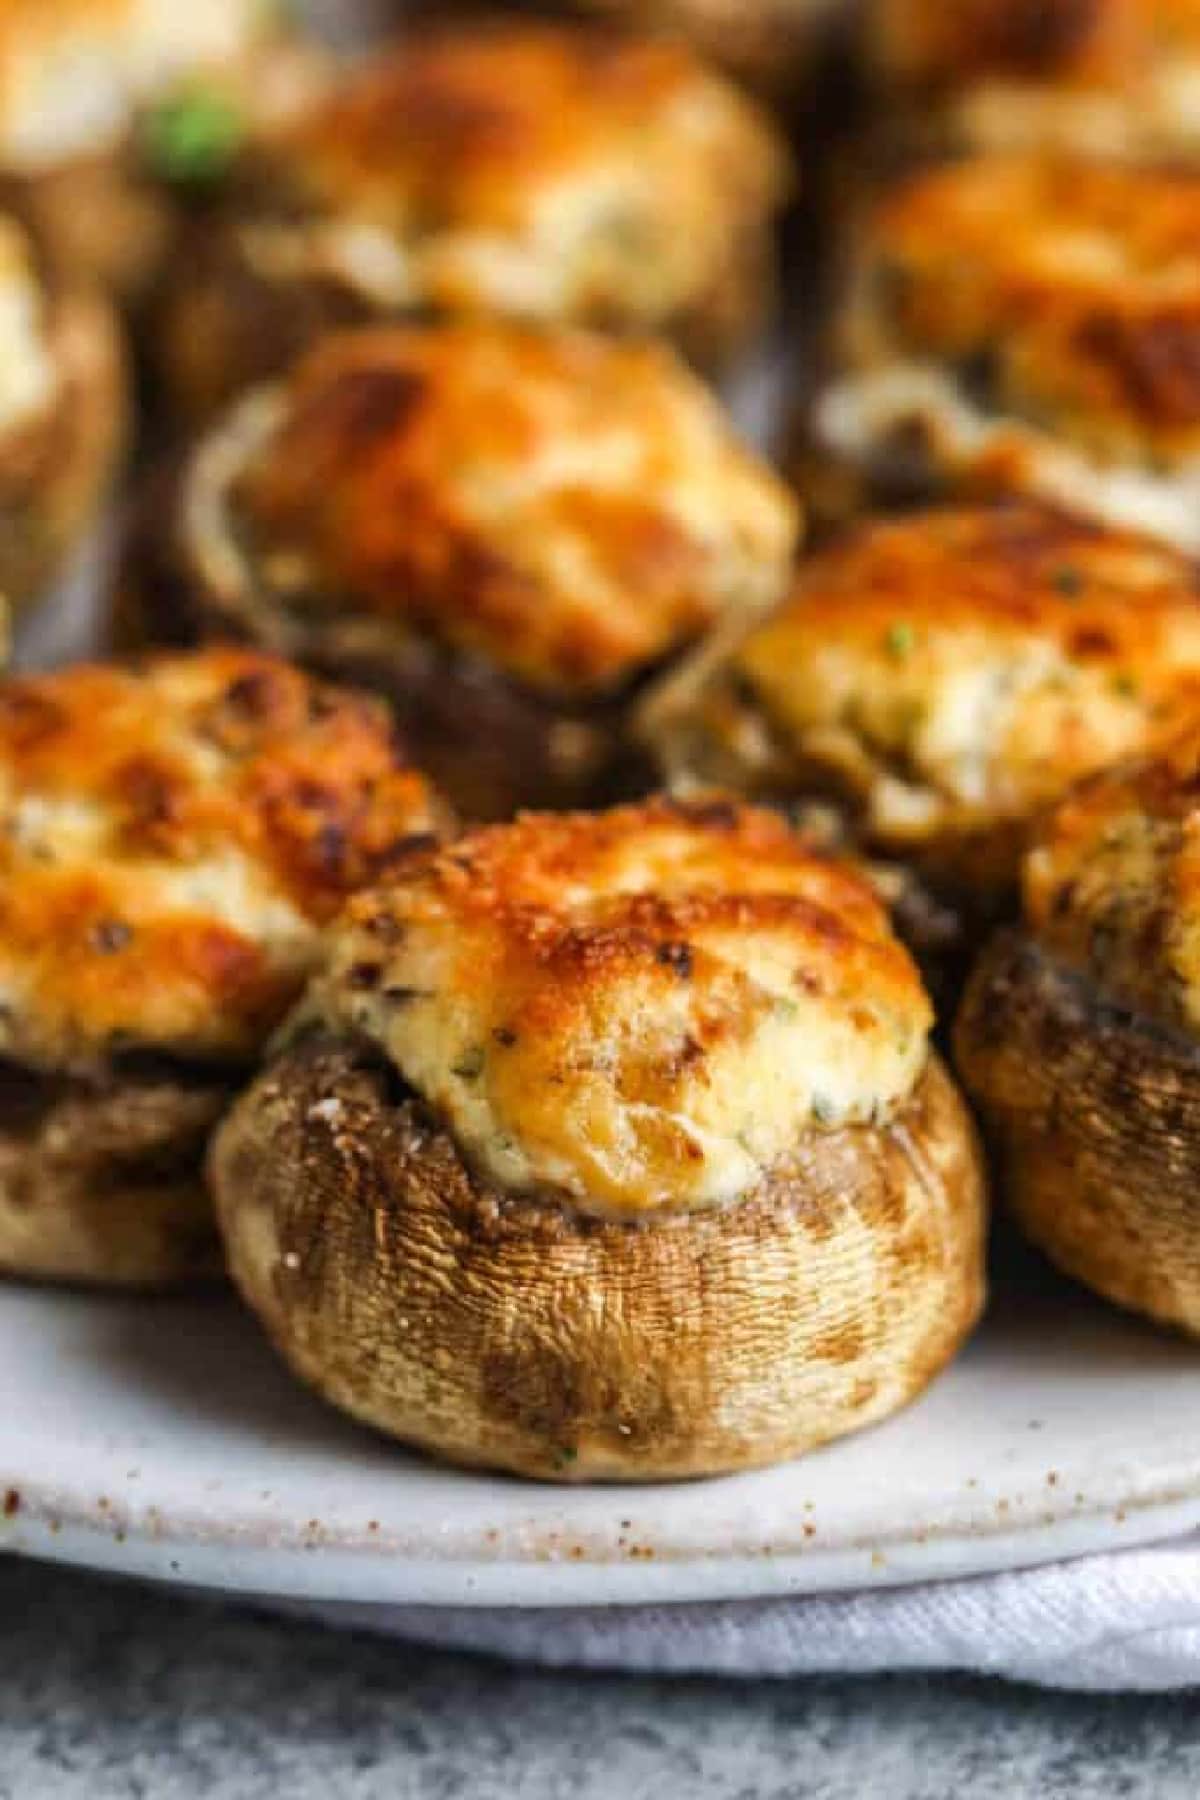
[2,1261,1200,1609]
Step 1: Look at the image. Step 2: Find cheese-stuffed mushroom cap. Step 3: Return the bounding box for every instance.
[871,0,1200,162]
[643,504,1200,923]
[0,213,126,615]
[957,718,1200,1335]
[0,647,446,1286]
[811,156,1200,553]
[152,20,792,420]
[122,321,800,819]
[0,0,326,299]
[212,797,987,1480]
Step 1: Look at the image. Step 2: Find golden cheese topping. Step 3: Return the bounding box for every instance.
[1025,719,1200,1034]
[235,21,789,330]
[0,214,55,432]
[644,505,1200,889]
[818,156,1200,551]
[301,797,933,1218]
[217,324,799,699]
[0,0,274,168]
[875,0,1200,159]
[0,649,444,1072]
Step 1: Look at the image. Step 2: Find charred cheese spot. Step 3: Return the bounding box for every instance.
[231,22,789,334]
[214,323,798,699]
[0,216,55,432]
[0,649,444,1070]
[300,798,932,1217]
[1025,718,1200,1033]
[817,157,1200,551]
[875,0,1200,160]
[644,505,1200,893]
[0,0,274,168]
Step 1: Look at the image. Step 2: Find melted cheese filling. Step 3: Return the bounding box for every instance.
[304,817,932,1219]
[817,362,1200,554]
[0,0,265,167]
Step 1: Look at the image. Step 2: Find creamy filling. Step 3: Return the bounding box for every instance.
[816,361,1200,555]
[0,0,265,168]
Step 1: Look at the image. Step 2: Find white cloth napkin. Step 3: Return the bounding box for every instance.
[297,1536,1200,1691]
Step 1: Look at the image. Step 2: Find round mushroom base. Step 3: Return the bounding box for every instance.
[0,285,126,618]
[956,930,1200,1337]
[0,1059,229,1288]
[212,1036,988,1482]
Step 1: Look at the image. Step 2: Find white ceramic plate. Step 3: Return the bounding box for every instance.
[2,1258,1200,1611]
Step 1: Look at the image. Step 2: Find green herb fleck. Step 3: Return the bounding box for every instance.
[811,1093,838,1126]
[1052,565,1084,598]
[1110,671,1139,700]
[142,88,246,187]
[885,621,915,660]
[452,1046,486,1082]
[555,1446,579,1471]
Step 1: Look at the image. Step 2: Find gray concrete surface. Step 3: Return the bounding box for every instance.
[1,1557,1199,1798]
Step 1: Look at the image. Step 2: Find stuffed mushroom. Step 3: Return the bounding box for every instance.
[212,796,987,1481]
[957,719,1200,1336]
[641,503,1200,987]
[0,0,325,303]
[0,647,445,1288]
[118,321,800,820]
[0,212,125,617]
[808,155,1200,552]
[869,0,1200,163]
[151,19,792,422]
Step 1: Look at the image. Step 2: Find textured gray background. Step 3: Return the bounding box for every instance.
[2,1557,1199,1799]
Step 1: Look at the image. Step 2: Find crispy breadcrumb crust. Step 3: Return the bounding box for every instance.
[152,21,791,417]
[0,648,445,1071]
[119,323,799,818]
[873,0,1200,160]
[643,505,1200,900]
[285,797,933,1218]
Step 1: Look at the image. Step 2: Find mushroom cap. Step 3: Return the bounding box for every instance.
[956,717,1200,1334]
[211,797,986,1478]
[212,1035,986,1479]
[956,927,1200,1334]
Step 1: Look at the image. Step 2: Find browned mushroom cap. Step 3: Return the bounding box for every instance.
[955,718,1200,1335]
[0,647,447,1287]
[810,156,1200,553]
[0,215,126,615]
[212,797,987,1479]
[870,0,1200,162]
[122,321,799,820]
[151,20,792,420]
